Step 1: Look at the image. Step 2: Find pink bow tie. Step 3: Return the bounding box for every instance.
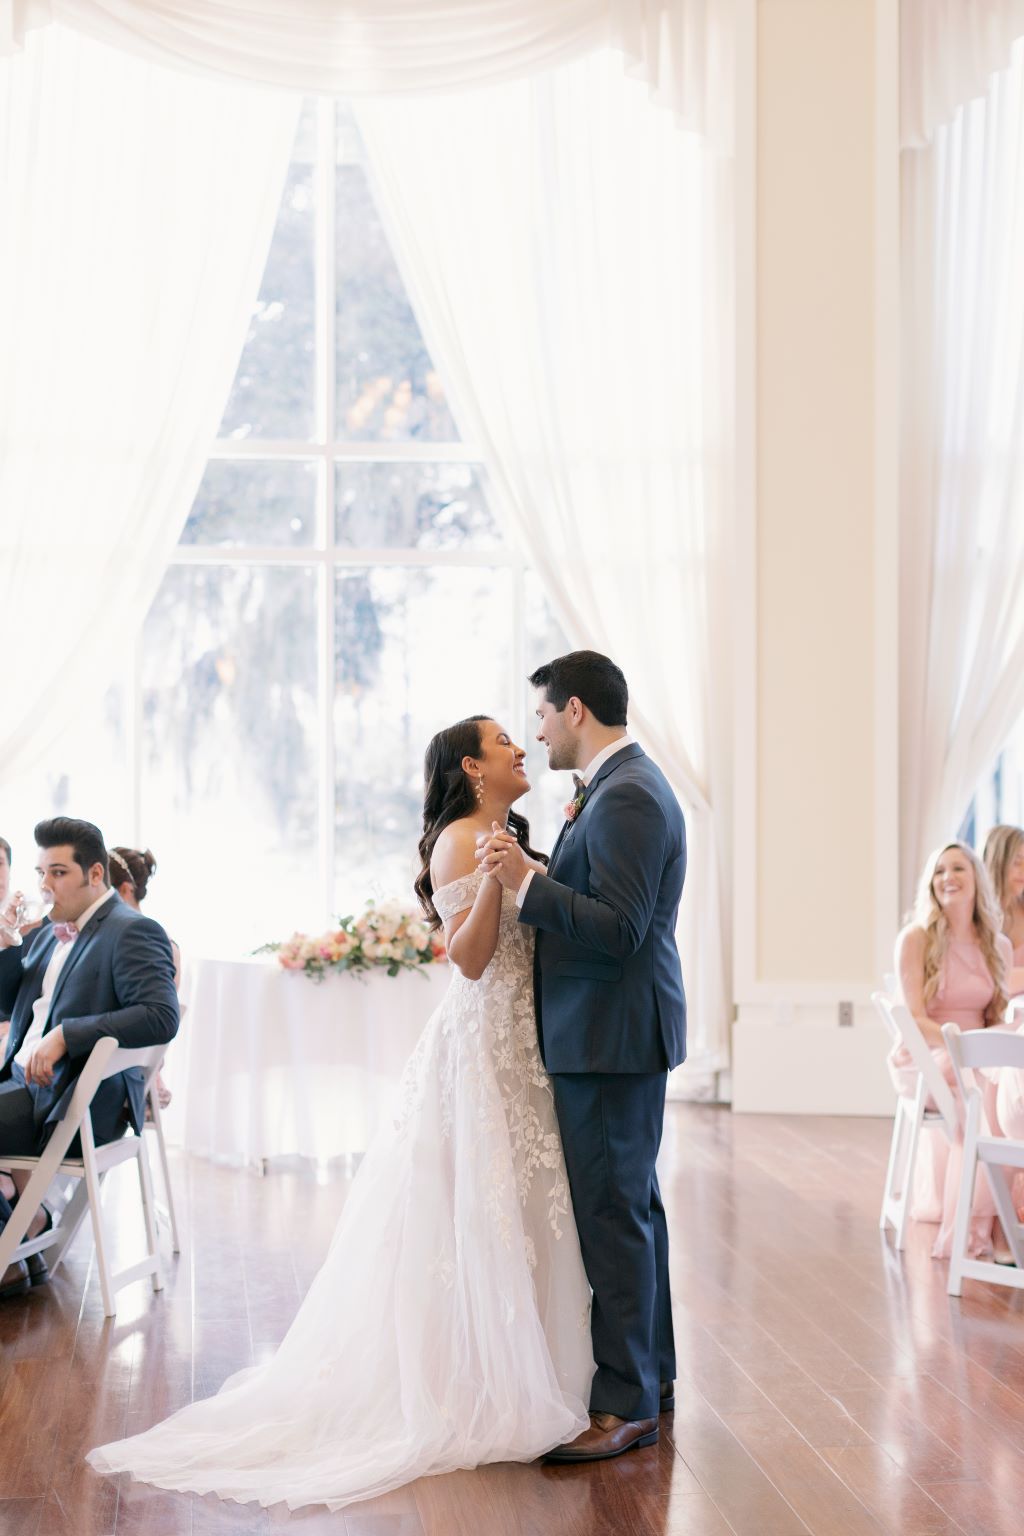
[52,921,78,944]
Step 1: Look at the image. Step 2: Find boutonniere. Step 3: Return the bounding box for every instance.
[563,777,587,823]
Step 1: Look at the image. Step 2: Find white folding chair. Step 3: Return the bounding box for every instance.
[144,1001,184,1254]
[873,991,958,1249]
[0,1037,168,1316]
[942,1022,1024,1296]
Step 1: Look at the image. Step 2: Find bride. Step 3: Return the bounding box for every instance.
[87,715,594,1511]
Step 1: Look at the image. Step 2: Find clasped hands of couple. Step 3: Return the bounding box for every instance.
[474,823,533,889]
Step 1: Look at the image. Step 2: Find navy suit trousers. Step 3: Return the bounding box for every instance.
[0,1062,129,1163]
[550,1070,676,1420]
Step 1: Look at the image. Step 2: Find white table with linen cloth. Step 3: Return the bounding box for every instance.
[161,957,449,1164]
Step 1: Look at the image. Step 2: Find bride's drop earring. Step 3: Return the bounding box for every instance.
[474,775,486,807]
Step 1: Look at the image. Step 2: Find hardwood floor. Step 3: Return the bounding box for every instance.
[2,1105,1023,1535]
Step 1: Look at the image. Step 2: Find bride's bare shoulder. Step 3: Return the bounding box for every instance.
[431,820,483,890]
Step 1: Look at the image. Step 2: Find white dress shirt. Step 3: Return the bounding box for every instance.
[14,888,115,1071]
[516,734,633,908]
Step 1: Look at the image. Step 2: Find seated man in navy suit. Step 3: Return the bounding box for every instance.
[0,816,179,1298]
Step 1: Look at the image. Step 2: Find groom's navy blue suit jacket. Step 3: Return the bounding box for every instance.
[0,893,179,1141]
[521,742,686,1074]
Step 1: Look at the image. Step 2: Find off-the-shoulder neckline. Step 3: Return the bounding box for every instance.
[431,867,485,900]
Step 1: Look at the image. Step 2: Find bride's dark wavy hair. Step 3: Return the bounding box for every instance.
[414,715,547,929]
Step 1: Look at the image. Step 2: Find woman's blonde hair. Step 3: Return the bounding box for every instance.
[911,841,1007,1023]
[982,824,1024,924]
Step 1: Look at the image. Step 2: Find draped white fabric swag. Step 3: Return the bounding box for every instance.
[0,25,299,780]
[1,0,730,142]
[357,49,734,1082]
[901,0,1024,146]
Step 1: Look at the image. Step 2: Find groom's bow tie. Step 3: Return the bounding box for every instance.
[51,921,78,945]
[572,773,586,794]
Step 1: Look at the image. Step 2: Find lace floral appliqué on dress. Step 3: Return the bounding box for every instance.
[88,866,593,1512]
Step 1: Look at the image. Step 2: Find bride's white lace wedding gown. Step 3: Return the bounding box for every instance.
[87,870,594,1511]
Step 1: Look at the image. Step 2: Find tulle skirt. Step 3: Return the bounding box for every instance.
[87,1010,594,1511]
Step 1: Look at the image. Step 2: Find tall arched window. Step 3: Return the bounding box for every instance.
[9,100,567,954]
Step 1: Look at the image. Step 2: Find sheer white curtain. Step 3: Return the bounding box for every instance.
[901,35,1024,899]
[0,25,298,781]
[356,48,733,1085]
[3,0,727,139]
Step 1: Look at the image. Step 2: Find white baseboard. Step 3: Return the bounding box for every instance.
[732,1004,894,1115]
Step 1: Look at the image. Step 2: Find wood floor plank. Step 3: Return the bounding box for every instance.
[718,1407,890,1536]
[918,1478,1023,1536]
[0,1499,43,1536]
[821,1446,967,1536]
[669,1389,812,1536]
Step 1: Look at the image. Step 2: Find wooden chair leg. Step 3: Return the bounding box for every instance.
[948,1099,980,1297]
[80,1119,116,1317]
[148,1095,180,1254]
[46,1178,91,1274]
[0,1126,81,1273]
[880,1101,906,1232]
[135,1138,163,1294]
[983,1158,1024,1269]
[896,1085,928,1250]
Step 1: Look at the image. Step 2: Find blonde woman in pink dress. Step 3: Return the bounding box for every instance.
[892,841,1012,1258]
[983,824,1024,997]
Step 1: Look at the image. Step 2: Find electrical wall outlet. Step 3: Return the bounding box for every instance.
[838,1000,854,1027]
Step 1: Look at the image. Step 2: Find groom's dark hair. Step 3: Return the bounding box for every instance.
[529,651,628,727]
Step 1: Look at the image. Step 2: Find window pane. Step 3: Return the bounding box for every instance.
[180,460,318,547]
[335,462,501,550]
[218,103,316,442]
[334,566,514,912]
[336,108,459,444]
[140,565,319,955]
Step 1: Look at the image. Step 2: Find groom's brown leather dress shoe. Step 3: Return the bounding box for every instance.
[544,1412,659,1463]
[660,1381,675,1413]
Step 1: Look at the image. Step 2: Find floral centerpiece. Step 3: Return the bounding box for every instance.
[256,899,446,982]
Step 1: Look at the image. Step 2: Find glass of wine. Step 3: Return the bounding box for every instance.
[0,892,54,946]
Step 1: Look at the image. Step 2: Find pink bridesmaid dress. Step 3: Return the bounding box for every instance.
[889,941,999,1258]
[1011,941,1024,995]
[995,934,1024,1136]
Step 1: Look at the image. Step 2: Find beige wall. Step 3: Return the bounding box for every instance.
[756,0,879,984]
[731,0,899,1110]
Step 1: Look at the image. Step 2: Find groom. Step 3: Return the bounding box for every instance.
[479,650,686,1462]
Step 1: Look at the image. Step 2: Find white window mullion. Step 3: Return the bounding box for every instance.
[208,438,480,464]
[317,95,338,921]
[167,546,514,571]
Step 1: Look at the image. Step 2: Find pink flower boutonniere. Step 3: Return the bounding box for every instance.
[563,785,586,823]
